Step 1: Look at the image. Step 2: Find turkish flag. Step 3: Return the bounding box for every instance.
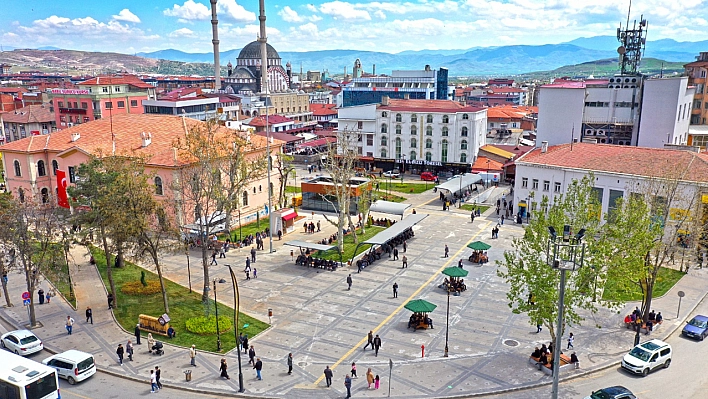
[56,170,70,209]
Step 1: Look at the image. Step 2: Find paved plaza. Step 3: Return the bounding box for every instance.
[1,186,707,398]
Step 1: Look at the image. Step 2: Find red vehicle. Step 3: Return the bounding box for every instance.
[420,172,436,181]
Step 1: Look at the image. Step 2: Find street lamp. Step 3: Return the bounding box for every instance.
[224,265,245,392]
[486,159,491,188]
[444,288,450,357]
[212,278,226,352]
[546,225,586,399]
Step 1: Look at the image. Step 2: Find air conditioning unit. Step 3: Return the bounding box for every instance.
[596,129,606,136]
[609,77,617,83]
[617,140,625,145]
[585,129,595,136]
[67,123,74,127]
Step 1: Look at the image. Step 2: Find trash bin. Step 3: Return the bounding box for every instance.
[184,370,192,381]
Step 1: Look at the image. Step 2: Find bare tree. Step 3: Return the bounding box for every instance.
[275,152,296,209]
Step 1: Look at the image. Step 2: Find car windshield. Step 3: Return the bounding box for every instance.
[628,347,651,362]
[20,335,38,345]
[78,357,95,371]
[688,318,708,328]
[590,391,612,399]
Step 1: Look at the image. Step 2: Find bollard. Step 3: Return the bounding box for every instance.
[184,370,192,381]
[421,344,425,358]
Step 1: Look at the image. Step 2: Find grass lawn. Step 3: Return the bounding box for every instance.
[89,246,269,352]
[313,226,385,262]
[373,192,407,203]
[460,204,491,214]
[602,267,685,302]
[377,181,431,194]
[218,219,271,243]
[285,186,301,193]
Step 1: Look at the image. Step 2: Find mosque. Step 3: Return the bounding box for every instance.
[222,41,292,95]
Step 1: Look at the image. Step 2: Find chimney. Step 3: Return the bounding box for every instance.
[141,132,152,147]
[381,96,390,106]
[372,64,376,75]
[541,141,548,153]
[70,132,80,142]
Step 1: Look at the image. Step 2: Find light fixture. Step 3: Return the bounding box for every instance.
[548,226,557,240]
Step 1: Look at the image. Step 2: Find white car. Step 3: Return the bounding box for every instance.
[43,350,96,385]
[621,339,672,377]
[1,329,43,356]
[382,170,400,178]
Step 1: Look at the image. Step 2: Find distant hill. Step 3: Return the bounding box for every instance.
[519,57,686,80]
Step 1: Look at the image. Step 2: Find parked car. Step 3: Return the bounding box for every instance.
[682,314,708,340]
[0,329,43,356]
[43,350,96,385]
[583,386,636,399]
[382,170,400,178]
[621,339,671,376]
[420,172,436,181]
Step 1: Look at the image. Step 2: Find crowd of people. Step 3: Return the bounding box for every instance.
[356,227,414,272]
[295,254,339,271]
[441,277,467,294]
[407,313,434,329]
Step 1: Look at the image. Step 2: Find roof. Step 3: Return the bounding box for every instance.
[479,145,516,159]
[487,87,525,93]
[359,213,428,246]
[436,173,483,193]
[238,41,280,60]
[684,60,708,68]
[77,75,153,89]
[542,79,610,89]
[0,114,272,168]
[253,131,304,143]
[297,137,336,148]
[486,105,538,119]
[472,156,504,172]
[369,200,411,216]
[379,99,484,113]
[310,103,337,116]
[490,144,535,158]
[518,143,708,183]
[246,115,294,127]
[283,240,336,252]
[0,103,54,124]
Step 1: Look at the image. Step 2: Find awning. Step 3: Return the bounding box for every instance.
[404,299,437,313]
[282,212,298,221]
[359,213,428,245]
[368,200,411,216]
[283,240,337,252]
[297,137,337,148]
[435,173,482,194]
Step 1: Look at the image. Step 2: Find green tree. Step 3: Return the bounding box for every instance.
[275,152,296,209]
[496,175,609,341]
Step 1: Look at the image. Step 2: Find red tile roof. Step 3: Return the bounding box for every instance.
[471,156,504,172]
[78,75,153,89]
[487,87,525,94]
[0,103,54,123]
[519,143,708,183]
[486,105,538,119]
[542,79,610,89]
[379,99,484,113]
[246,115,294,127]
[310,103,337,116]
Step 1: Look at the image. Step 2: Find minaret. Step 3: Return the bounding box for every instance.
[210,0,221,89]
[258,0,268,94]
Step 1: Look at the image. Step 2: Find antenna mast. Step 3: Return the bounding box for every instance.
[616,0,647,76]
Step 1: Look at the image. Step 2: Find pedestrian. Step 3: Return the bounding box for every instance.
[366,368,375,389]
[501,214,505,225]
[127,340,134,361]
[248,345,256,365]
[253,268,258,278]
[210,251,218,265]
[287,353,293,375]
[567,333,574,349]
[346,274,353,290]
[458,259,463,268]
[324,365,334,387]
[189,344,197,367]
[251,247,256,263]
[150,370,158,393]
[344,374,352,398]
[303,222,308,233]
[471,212,475,222]
[317,220,321,232]
[536,323,542,333]
[219,245,226,258]
[392,282,398,298]
[444,244,449,258]
[363,331,374,350]
[375,374,380,390]
[65,316,74,335]
[220,358,230,379]
[85,306,93,324]
[107,292,114,309]
[242,334,249,354]
[403,241,407,252]
[254,357,263,380]
[373,334,382,357]
[393,248,399,260]
[351,362,358,378]
[38,288,45,304]
[402,255,408,268]
[147,333,155,353]
[116,344,124,365]
[277,230,282,240]
[45,290,52,303]
[155,366,162,388]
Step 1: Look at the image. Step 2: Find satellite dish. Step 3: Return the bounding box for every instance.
[617,46,626,55]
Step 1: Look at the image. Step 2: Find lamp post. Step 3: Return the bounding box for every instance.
[546,225,586,399]
[212,278,223,352]
[486,159,491,188]
[458,172,463,208]
[444,288,450,357]
[225,265,245,392]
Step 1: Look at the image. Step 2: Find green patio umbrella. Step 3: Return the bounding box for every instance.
[404,299,437,313]
[442,267,469,278]
[467,241,491,251]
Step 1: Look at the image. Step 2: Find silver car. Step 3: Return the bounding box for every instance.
[0,329,43,356]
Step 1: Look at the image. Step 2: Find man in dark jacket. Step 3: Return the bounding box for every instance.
[363,330,374,350]
[254,358,263,380]
[134,324,142,344]
[324,365,334,387]
[373,334,382,357]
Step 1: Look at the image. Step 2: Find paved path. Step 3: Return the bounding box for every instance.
[1,185,707,398]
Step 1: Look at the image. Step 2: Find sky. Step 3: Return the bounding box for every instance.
[1,0,706,55]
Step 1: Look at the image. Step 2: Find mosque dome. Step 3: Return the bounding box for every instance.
[238,41,280,60]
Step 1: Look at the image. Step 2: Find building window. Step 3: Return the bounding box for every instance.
[13,160,21,177]
[442,127,449,136]
[68,166,76,183]
[242,191,249,206]
[364,134,372,146]
[395,138,402,159]
[543,180,550,191]
[395,113,402,122]
[52,160,59,175]
[117,101,125,108]
[114,86,121,92]
[253,187,257,194]
[460,140,468,150]
[425,152,432,161]
[396,125,402,135]
[37,160,46,177]
[358,134,362,142]
[554,182,561,193]
[105,101,113,109]
[460,153,467,163]
[410,151,416,161]
[411,125,417,135]
[380,135,387,146]
[522,177,528,188]
[357,121,363,129]
[411,114,417,123]
[41,188,49,204]
[102,87,109,93]
[461,126,468,136]
[381,148,387,158]
[462,113,469,120]
[155,176,164,195]
[410,138,417,148]
[426,126,433,136]
[381,123,387,133]
[382,111,388,117]
[131,100,138,107]
[532,179,539,190]
[426,114,433,123]
[425,138,433,149]
[441,140,448,163]
[442,115,449,123]
[58,101,64,108]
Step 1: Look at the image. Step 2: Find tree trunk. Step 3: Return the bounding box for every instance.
[152,252,170,315]
[0,264,12,307]
[24,262,36,326]
[100,226,117,308]
[201,244,210,303]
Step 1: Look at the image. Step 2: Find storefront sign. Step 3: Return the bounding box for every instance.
[51,89,90,95]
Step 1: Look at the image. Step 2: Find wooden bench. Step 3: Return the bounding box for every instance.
[529,353,576,375]
[625,319,663,334]
[138,314,170,336]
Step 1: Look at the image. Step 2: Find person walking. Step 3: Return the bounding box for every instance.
[189,345,197,367]
[126,340,134,361]
[220,358,230,380]
[107,292,114,309]
[403,241,407,253]
[135,324,142,344]
[567,333,574,349]
[344,374,352,398]
[245,258,251,280]
[402,255,408,268]
[471,212,475,222]
[393,248,399,260]
[253,268,258,278]
[210,251,218,265]
[373,334,382,357]
[248,345,256,366]
[85,306,93,324]
[150,370,158,393]
[219,245,226,259]
[324,365,333,387]
[38,289,45,304]
[444,244,449,258]
[65,316,74,335]
[392,282,398,298]
[251,247,257,263]
[147,333,155,353]
[254,357,263,380]
[366,368,375,389]
[45,290,52,303]
[363,331,374,350]
[155,366,162,388]
[350,362,358,378]
[317,220,321,232]
[346,274,353,290]
[287,353,293,375]
[116,344,124,365]
[242,335,249,354]
[375,374,380,390]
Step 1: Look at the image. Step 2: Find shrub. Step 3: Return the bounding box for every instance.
[121,280,161,295]
[185,315,233,335]
[140,270,147,287]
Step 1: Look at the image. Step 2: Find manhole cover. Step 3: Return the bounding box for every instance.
[503,339,519,347]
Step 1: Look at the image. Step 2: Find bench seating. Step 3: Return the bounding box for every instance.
[625,319,663,334]
[528,353,576,375]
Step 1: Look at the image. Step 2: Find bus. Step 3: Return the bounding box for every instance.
[0,350,60,399]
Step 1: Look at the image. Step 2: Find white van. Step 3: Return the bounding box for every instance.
[43,350,96,384]
[621,339,672,377]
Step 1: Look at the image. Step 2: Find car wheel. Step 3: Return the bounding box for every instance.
[0,340,4,348]
[67,376,76,385]
[642,368,649,377]
[14,350,19,355]
[664,359,671,369]
[701,334,704,341]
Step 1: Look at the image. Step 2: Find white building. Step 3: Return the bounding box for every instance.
[537,76,695,148]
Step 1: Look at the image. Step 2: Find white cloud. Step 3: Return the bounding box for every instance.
[169,28,195,38]
[279,6,304,23]
[112,9,141,24]
[218,0,256,23]
[374,10,386,19]
[309,14,323,22]
[306,4,319,13]
[320,1,371,21]
[163,0,210,21]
